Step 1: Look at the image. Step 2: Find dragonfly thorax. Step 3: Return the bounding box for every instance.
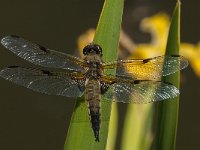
[85,63,102,80]
[84,56,102,80]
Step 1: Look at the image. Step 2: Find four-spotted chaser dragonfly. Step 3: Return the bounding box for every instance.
[0,35,188,141]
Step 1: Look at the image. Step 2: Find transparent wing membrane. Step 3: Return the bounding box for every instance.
[1,36,188,103]
[102,80,179,104]
[1,35,85,71]
[0,66,84,97]
[103,55,188,80]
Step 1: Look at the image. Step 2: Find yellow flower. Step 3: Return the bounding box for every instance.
[140,13,169,47]
[180,43,200,76]
[77,29,95,58]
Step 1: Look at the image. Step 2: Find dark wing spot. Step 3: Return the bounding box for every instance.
[10,35,20,38]
[41,70,53,76]
[163,81,173,85]
[143,58,152,63]
[133,80,153,84]
[171,54,180,57]
[134,80,141,84]
[8,66,19,68]
[38,45,48,53]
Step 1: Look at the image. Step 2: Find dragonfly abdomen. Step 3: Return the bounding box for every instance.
[85,79,101,142]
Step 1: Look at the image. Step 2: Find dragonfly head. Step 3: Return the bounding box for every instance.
[83,44,102,56]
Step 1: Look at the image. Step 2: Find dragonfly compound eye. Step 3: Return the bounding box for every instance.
[83,44,103,56]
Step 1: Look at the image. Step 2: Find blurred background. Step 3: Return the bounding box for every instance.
[0,0,199,150]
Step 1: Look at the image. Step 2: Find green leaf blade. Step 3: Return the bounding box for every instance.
[64,0,124,149]
[154,1,181,150]
[121,104,154,150]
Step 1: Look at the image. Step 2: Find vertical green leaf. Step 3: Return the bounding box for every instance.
[154,1,181,150]
[64,0,124,149]
[106,103,118,150]
[121,104,154,150]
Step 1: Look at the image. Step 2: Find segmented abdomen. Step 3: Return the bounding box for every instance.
[85,79,101,141]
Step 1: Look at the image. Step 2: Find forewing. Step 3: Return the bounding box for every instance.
[1,35,85,71]
[0,66,85,97]
[102,80,179,104]
[103,55,188,80]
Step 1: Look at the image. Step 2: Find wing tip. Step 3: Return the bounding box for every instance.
[182,57,189,70]
[10,35,20,38]
[1,36,8,45]
[1,35,20,45]
[163,81,180,97]
[171,54,189,69]
[7,66,20,68]
[0,68,9,79]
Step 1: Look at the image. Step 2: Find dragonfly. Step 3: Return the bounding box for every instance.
[0,35,188,142]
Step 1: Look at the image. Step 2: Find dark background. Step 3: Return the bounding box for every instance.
[0,0,199,150]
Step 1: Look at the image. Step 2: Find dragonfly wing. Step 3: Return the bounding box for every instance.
[103,55,188,80]
[0,66,85,97]
[102,80,179,104]
[1,35,85,71]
